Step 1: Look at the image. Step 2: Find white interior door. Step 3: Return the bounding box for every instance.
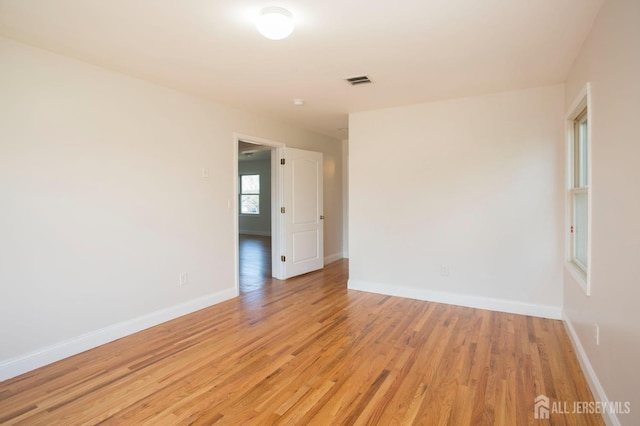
[283,147,324,279]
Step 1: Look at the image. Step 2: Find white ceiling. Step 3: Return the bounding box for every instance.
[0,0,603,140]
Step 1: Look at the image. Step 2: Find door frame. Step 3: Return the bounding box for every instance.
[234,134,286,294]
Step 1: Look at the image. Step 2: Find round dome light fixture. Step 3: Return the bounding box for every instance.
[256,7,294,40]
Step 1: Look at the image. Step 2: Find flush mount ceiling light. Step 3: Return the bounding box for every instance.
[256,7,294,40]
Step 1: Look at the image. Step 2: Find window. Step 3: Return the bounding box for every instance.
[240,174,260,214]
[571,108,588,271]
[567,84,590,292]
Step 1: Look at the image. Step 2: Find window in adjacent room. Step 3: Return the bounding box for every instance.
[240,174,260,214]
[567,83,591,294]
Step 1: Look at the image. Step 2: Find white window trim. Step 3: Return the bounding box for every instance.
[565,83,592,295]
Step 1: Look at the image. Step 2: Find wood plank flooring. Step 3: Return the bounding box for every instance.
[0,260,602,425]
[239,234,273,294]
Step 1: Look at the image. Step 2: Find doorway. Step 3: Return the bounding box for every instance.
[238,140,275,293]
[234,134,325,294]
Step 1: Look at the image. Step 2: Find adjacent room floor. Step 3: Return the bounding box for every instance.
[239,234,272,294]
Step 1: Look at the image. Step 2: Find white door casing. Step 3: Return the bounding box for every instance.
[282,147,324,278]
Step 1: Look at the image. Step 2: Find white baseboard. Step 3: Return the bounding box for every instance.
[239,230,271,237]
[324,252,343,264]
[0,288,237,382]
[347,279,562,320]
[562,312,620,426]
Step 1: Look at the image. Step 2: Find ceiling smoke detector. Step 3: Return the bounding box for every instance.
[345,75,372,85]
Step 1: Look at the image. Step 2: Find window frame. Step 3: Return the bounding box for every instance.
[239,174,261,215]
[566,83,592,295]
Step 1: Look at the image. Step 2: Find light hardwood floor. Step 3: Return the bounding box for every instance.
[0,260,602,425]
[239,234,273,294]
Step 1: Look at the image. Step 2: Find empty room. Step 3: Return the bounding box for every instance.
[0,0,638,424]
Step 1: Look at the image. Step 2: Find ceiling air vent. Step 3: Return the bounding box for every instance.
[345,75,372,86]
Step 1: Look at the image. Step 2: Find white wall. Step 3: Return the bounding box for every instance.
[0,36,342,379]
[349,85,565,318]
[238,156,272,236]
[563,0,640,424]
